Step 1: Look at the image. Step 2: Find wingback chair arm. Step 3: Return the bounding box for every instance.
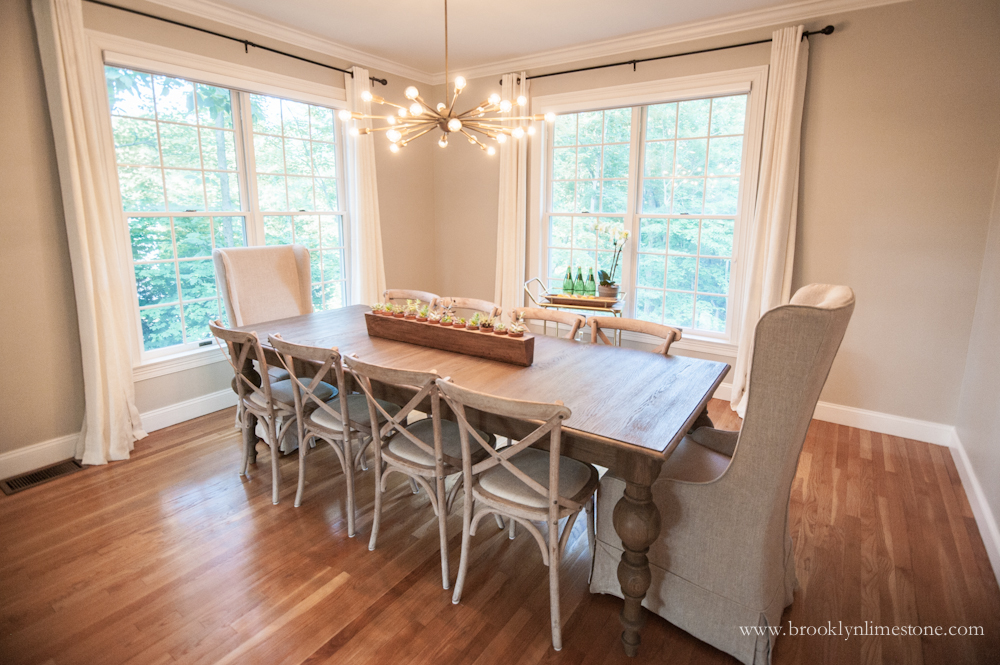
[688,427,739,457]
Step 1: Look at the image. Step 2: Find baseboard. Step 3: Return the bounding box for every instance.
[710,383,955,446]
[0,432,79,480]
[139,388,238,433]
[949,430,1000,584]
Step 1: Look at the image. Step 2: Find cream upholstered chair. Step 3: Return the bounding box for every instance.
[214,245,313,384]
[384,289,439,308]
[440,379,599,652]
[439,296,499,320]
[344,356,497,590]
[588,316,682,354]
[268,335,400,535]
[589,284,855,665]
[513,307,584,339]
[210,321,335,504]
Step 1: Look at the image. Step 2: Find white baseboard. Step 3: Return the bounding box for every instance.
[0,432,79,480]
[139,388,238,433]
[949,430,1000,584]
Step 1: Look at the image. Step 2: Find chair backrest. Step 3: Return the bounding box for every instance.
[439,297,499,320]
[268,334,351,434]
[514,307,584,339]
[343,356,453,468]
[209,320,277,416]
[437,379,577,520]
[588,316,682,355]
[213,245,313,327]
[384,289,440,308]
[724,284,855,515]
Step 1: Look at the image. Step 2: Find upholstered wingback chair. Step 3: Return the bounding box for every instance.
[589,284,855,665]
[213,244,314,327]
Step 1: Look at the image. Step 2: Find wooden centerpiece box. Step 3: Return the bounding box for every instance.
[364,311,534,366]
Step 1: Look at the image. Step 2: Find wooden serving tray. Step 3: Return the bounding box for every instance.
[364,312,534,367]
[543,293,620,309]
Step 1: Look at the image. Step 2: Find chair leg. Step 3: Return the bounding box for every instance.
[495,513,506,530]
[451,491,474,604]
[267,418,280,505]
[294,434,309,508]
[344,436,356,538]
[368,463,383,551]
[586,495,596,584]
[239,411,252,477]
[436,473,450,590]
[549,519,562,651]
[509,517,516,540]
[409,477,420,494]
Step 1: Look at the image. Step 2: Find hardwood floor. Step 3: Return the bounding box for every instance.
[0,400,997,664]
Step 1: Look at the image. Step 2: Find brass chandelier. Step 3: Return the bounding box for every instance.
[338,0,554,154]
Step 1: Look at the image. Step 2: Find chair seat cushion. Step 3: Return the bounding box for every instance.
[477,447,596,509]
[308,394,400,430]
[385,419,490,468]
[661,435,733,483]
[248,379,335,408]
[267,367,290,382]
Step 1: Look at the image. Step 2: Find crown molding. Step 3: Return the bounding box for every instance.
[138,0,437,84]
[139,0,909,86]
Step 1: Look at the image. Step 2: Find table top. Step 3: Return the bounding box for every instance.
[237,305,729,459]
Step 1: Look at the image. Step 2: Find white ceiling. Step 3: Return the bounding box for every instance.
[151,0,904,81]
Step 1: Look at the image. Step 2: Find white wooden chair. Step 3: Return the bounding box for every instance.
[383,289,440,308]
[588,316,682,354]
[344,356,497,589]
[440,379,599,651]
[209,321,333,504]
[268,335,400,536]
[439,296,499,320]
[513,307,585,340]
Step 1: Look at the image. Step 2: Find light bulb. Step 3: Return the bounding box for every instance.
[516,95,527,106]
[488,93,501,105]
[338,109,352,121]
[398,108,408,117]
[512,127,525,139]
[361,90,373,102]
[487,146,496,156]
[454,76,467,90]
[496,133,507,144]
[436,102,446,112]
[544,112,556,122]
[438,135,448,148]
[499,99,512,112]
[409,103,423,116]
[389,143,400,153]
[386,129,402,142]
[527,125,536,135]
[404,86,419,100]
[349,127,360,136]
[387,115,396,125]
[447,118,462,132]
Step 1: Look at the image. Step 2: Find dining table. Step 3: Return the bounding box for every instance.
[232,304,729,657]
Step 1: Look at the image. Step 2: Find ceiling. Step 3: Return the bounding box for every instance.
[151,0,899,80]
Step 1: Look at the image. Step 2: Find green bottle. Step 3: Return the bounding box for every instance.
[573,267,585,294]
[562,267,574,294]
[585,268,596,296]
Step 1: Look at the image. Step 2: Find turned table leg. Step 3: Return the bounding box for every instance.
[613,460,663,657]
[690,406,714,431]
[232,365,261,465]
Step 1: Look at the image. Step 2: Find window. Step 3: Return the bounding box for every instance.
[105,67,348,358]
[539,74,763,344]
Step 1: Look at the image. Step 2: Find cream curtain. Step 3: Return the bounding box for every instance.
[730,26,810,417]
[494,72,529,314]
[346,67,387,306]
[32,0,146,464]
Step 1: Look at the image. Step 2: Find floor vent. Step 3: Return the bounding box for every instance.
[1,459,84,495]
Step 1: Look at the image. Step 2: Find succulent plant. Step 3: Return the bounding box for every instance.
[494,322,507,332]
[470,312,481,326]
[441,314,453,324]
[418,305,430,318]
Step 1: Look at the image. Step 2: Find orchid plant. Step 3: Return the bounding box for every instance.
[596,222,631,286]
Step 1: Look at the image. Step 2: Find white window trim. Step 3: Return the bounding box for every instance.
[85,30,352,378]
[526,66,768,352]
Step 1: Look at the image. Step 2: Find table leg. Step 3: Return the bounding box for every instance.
[612,460,662,657]
[231,367,261,465]
[691,406,714,431]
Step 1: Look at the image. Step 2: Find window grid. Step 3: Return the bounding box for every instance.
[263,214,347,311]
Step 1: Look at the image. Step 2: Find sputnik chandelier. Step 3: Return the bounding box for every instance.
[338,0,554,155]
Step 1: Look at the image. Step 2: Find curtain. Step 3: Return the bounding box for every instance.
[730,25,810,417]
[346,67,387,307]
[32,0,146,465]
[494,72,529,314]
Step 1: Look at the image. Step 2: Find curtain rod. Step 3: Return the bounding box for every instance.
[83,0,389,85]
[501,25,834,84]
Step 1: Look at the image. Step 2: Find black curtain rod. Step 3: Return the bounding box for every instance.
[502,25,834,84]
[84,0,389,85]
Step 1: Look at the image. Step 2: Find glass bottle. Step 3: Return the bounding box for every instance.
[562,267,574,294]
[585,268,597,296]
[574,267,585,294]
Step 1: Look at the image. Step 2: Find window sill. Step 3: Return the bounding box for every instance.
[132,344,228,382]
[618,329,738,359]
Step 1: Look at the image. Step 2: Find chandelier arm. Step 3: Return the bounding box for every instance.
[460,129,490,150]
[464,121,511,134]
[447,88,462,116]
[402,125,437,145]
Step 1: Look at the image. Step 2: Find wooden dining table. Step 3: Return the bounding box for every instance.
[233,304,729,657]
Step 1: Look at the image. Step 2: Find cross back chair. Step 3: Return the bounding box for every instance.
[588,316,683,354]
[438,379,599,652]
[210,320,302,505]
[383,289,440,309]
[345,356,496,590]
[513,307,585,340]
[439,297,500,321]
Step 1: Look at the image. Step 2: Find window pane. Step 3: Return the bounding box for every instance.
[264,215,293,245]
[596,218,625,250]
[134,262,178,306]
[666,256,696,291]
[677,99,710,138]
[323,281,344,309]
[552,181,575,212]
[140,306,183,350]
[182,299,218,341]
[253,134,285,173]
[669,218,699,254]
[315,178,338,211]
[549,216,572,246]
[178,259,217,299]
[281,99,311,138]
[164,170,205,211]
[700,219,734,257]
[664,291,694,327]
[552,147,576,180]
[573,218,597,249]
[554,114,577,146]
[112,117,160,166]
[635,289,664,323]
[128,217,173,261]
[705,178,739,215]
[118,167,165,211]
[602,144,629,178]
[196,84,233,128]
[644,141,673,178]
[312,142,337,177]
[671,178,704,214]
[309,250,322,283]
[707,136,742,175]
[105,67,155,118]
[251,95,282,134]
[288,176,315,210]
[571,250,597,277]
[205,172,241,212]
[549,248,571,282]
[200,128,237,171]
[636,254,665,289]
[646,103,676,141]
[257,175,287,211]
[320,215,342,246]
[576,180,599,213]
[310,106,335,141]
[153,76,196,124]
[578,111,603,144]
[601,180,628,213]
[312,283,324,307]
[638,218,667,253]
[212,216,246,248]
[284,138,313,175]
[710,95,747,136]
[321,250,343,281]
[294,215,320,249]
[604,108,631,143]
[698,258,731,295]
[576,146,601,179]
[159,124,201,169]
[675,139,707,177]
[641,179,671,213]
[695,295,727,332]
[173,217,212,257]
